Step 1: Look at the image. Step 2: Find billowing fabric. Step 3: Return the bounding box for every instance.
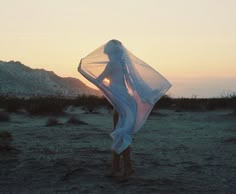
[78,39,171,154]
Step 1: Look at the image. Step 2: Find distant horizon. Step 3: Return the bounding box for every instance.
[1,59,235,98]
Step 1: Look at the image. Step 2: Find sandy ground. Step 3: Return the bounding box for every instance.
[0,107,236,194]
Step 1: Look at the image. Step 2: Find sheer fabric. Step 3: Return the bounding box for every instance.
[78,40,171,154]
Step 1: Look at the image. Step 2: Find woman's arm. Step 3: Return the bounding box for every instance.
[96,62,112,82]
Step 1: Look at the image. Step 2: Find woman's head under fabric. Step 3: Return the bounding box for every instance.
[104,39,123,61]
[78,39,171,154]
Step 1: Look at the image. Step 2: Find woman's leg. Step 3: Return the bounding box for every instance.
[109,109,121,175]
[122,146,134,176]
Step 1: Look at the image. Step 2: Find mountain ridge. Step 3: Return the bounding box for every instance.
[0,60,100,97]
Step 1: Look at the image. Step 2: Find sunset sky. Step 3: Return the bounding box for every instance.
[1,0,236,97]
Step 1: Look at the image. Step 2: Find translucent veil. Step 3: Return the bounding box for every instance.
[78,40,171,154]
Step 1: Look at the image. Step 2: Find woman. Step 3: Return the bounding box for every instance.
[78,39,171,180]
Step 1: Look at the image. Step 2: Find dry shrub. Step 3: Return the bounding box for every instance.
[0,111,10,122]
[0,131,12,140]
[0,130,15,152]
[26,97,67,116]
[46,117,62,127]
[67,116,88,125]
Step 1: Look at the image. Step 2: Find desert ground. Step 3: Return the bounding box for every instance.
[0,107,236,193]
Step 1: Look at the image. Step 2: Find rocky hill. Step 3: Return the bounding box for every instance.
[0,60,100,97]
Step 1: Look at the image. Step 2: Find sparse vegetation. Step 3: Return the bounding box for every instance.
[46,117,62,127]
[0,96,24,112]
[231,95,236,115]
[156,95,236,112]
[0,111,10,122]
[74,95,111,113]
[0,130,15,152]
[67,116,88,125]
[6,98,23,112]
[155,95,173,109]
[0,131,12,140]
[26,97,68,115]
[0,94,235,115]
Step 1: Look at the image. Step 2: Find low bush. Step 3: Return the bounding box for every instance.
[231,96,236,115]
[1,94,236,116]
[26,97,67,115]
[74,95,111,112]
[6,98,23,112]
[155,95,173,109]
[67,116,88,125]
[0,131,12,141]
[0,111,10,122]
[0,130,15,152]
[0,96,24,112]
[46,117,62,127]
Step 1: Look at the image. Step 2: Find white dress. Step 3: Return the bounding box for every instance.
[78,39,171,154]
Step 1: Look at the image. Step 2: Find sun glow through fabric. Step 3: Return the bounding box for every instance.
[78,40,171,154]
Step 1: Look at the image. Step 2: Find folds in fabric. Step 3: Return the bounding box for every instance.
[78,39,171,154]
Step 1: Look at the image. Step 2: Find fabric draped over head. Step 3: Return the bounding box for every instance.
[78,39,171,154]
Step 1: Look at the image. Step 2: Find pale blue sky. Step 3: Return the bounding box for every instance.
[1,0,236,97]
